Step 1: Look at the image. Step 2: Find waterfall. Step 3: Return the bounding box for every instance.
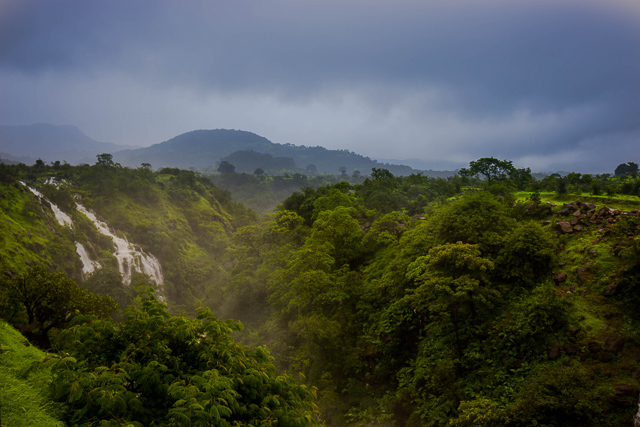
[20,181,96,275]
[20,181,163,288]
[21,181,73,227]
[75,242,100,275]
[75,204,164,286]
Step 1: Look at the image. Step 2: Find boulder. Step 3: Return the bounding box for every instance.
[587,341,602,353]
[576,267,588,285]
[548,342,562,360]
[610,384,639,407]
[584,202,596,211]
[556,221,573,234]
[604,334,626,354]
[569,327,581,336]
[553,272,567,284]
[603,283,619,296]
[563,343,580,355]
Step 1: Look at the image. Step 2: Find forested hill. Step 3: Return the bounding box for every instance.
[3,156,640,426]
[113,128,417,175]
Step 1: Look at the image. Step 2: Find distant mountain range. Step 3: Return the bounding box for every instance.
[0,124,138,165]
[0,124,456,177]
[113,129,423,176]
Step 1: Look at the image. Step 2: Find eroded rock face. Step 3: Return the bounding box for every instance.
[611,384,639,407]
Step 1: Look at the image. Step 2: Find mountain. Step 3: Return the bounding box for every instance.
[114,129,417,175]
[0,123,138,165]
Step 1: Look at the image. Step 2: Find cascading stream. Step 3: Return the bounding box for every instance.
[75,204,164,286]
[20,181,163,287]
[21,182,73,227]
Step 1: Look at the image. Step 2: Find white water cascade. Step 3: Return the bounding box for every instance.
[20,181,163,287]
[75,204,164,286]
[21,182,73,228]
[635,398,640,427]
[75,242,100,275]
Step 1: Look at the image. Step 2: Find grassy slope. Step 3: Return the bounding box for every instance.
[518,191,640,424]
[0,321,64,427]
[0,181,80,278]
[77,173,244,310]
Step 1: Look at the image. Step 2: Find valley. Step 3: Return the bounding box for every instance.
[1,156,640,426]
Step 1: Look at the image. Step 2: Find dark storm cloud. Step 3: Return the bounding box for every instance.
[1,0,639,172]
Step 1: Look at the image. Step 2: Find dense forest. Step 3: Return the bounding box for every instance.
[1,156,640,426]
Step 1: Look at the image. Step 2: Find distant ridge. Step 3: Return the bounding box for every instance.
[0,123,137,164]
[114,128,417,176]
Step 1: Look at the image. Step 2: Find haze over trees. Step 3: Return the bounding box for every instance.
[1,154,640,425]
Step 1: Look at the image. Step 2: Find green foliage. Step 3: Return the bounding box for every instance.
[507,362,608,426]
[493,285,571,360]
[49,288,322,426]
[0,267,116,348]
[614,161,638,176]
[425,191,516,249]
[0,321,66,427]
[406,243,497,355]
[460,158,515,182]
[450,398,509,427]
[494,222,556,288]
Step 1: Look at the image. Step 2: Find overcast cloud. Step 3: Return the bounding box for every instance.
[1,0,639,172]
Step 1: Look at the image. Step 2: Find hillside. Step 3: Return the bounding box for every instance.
[2,157,640,426]
[0,124,137,165]
[0,321,65,426]
[0,159,255,312]
[114,128,417,175]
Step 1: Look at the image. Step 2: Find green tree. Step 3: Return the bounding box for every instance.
[494,222,556,288]
[50,288,322,427]
[96,153,116,167]
[406,242,497,355]
[217,160,236,174]
[614,162,638,176]
[1,267,116,348]
[460,158,515,182]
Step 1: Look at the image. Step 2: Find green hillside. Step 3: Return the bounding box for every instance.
[1,156,640,426]
[0,320,65,426]
[0,158,255,312]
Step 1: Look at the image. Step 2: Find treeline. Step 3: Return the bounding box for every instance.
[214,160,640,425]
[2,155,640,426]
[0,157,322,426]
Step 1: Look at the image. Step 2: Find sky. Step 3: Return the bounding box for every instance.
[1,0,639,173]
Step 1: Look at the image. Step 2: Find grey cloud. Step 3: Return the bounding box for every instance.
[0,0,638,172]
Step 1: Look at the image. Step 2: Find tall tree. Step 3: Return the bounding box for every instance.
[615,162,638,176]
[460,157,515,182]
[1,267,116,348]
[217,160,236,174]
[406,242,497,355]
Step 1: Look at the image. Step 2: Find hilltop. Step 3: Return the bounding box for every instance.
[114,128,418,175]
